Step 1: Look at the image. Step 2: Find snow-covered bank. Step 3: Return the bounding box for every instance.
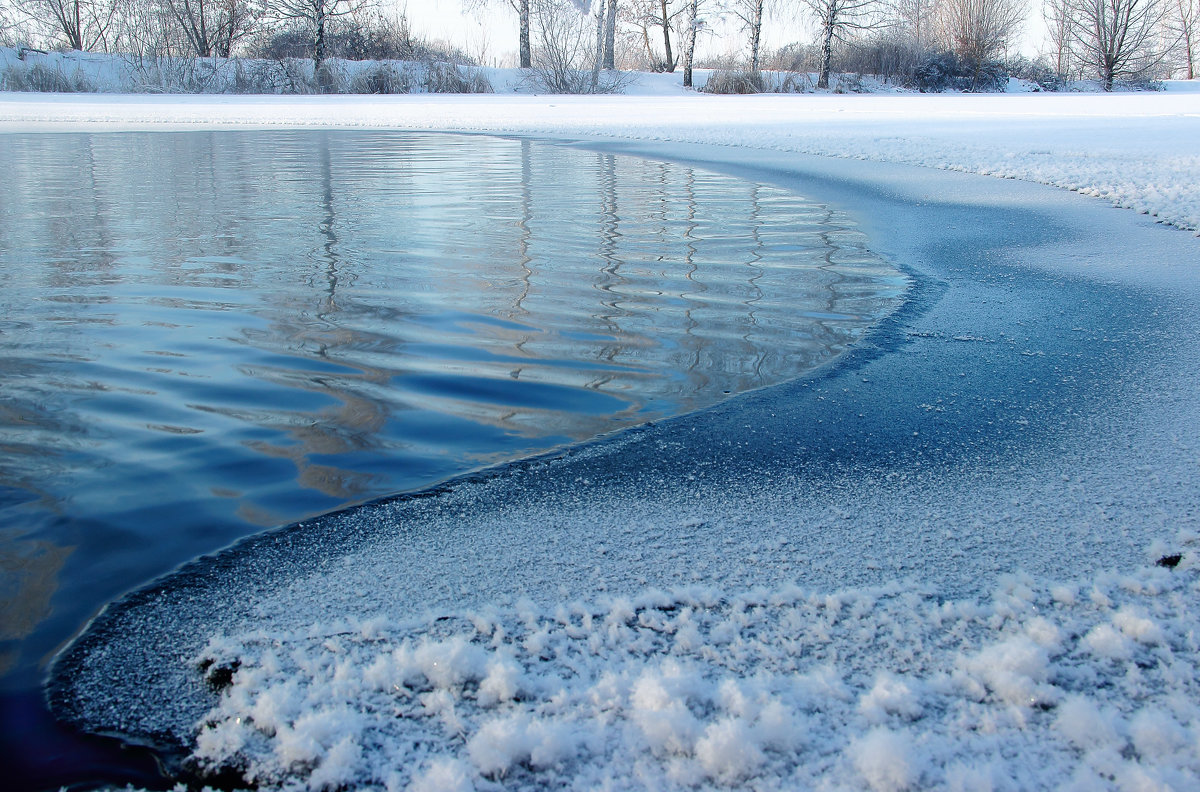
[2,87,1199,234]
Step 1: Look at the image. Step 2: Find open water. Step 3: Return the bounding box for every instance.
[0,131,904,788]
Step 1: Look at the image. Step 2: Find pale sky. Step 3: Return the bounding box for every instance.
[399,0,1049,68]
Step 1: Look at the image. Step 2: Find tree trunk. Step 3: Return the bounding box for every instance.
[749,0,762,73]
[68,0,85,50]
[592,3,605,89]
[1186,25,1196,79]
[683,0,697,87]
[660,0,675,71]
[314,12,326,70]
[314,5,328,89]
[818,13,834,89]
[519,0,532,68]
[198,2,210,57]
[604,0,617,69]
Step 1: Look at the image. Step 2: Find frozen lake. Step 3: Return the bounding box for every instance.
[0,130,905,786]
[6,88,1198,792]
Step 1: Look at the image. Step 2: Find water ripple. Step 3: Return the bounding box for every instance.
[0,131,905,688]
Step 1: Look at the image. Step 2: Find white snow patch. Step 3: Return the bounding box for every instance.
[850,727,919,792]
[406,758,476,792]
[182,561,1200,790]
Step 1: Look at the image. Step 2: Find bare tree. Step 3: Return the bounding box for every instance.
[590,0,619,72]
[627,0,683,69]
[160,0,256,56]
[1168,0,1196,77]
[531,0,620,90]
[1,3,17,43]
[18,0,124,50]
[654,0,680,69]
[1066,0,1170,89]
[628,0,686,67]
[265,0,363,75]
[804,0,886,88]
[1043,0,1075,75]
[894,0,939,48]
[468,0,532,67]
[592,0,604,81]
[937,0,1026,72]
[728,0,765,71]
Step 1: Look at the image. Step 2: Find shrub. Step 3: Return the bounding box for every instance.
[251,28,312,61]
[271,58,320,94]
[702,69,811,94]
[832,72,864,93]
[422,62,492,94]
[702,69,765,94]
[839,35,924,85]
[1007,56,1066,92]
[909,51,1007,93]
[0,64,24,91]
[248,16,474,66]
[2,61,94,92]
[349,63,415,94]
[524,65,626,94]
[766,43,819,73]
[124,55,231,94]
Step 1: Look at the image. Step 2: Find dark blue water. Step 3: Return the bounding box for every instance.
[0,131,904,788]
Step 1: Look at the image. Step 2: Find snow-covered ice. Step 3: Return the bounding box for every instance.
[10,77,1200,790]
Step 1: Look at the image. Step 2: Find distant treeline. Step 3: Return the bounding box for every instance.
[0,0,1195,92]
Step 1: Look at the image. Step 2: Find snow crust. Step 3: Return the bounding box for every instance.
[191,559,1199,791]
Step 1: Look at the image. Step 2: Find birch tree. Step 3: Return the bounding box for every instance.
[804,0,885,88]
[516,0,532,66]
[728,0,765,71]
[603,0,616,66]
[266,0,363,75]
[681,0,705,85]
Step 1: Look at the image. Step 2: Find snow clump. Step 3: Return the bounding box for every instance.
[186,555,1199,791]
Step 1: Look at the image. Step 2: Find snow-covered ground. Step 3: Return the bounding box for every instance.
[10,83,1200,791]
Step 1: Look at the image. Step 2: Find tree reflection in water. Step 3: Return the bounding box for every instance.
[0,130,906,692]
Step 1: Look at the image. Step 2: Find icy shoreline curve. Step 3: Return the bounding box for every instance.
[17,97,1200,790]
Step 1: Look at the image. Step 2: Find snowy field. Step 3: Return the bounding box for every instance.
[8,82,1200,791]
